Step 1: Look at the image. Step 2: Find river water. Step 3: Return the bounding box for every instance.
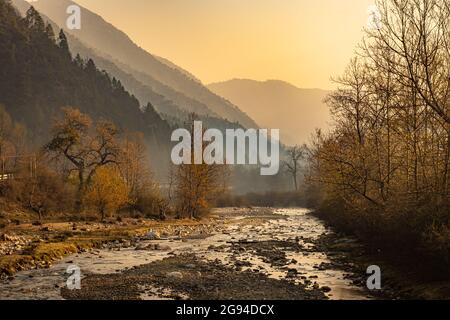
[0,208,370,300]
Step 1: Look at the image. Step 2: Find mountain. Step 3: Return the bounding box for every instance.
[208,79,331,146]
[11,0,194,121]
[153,54,201,84]
[14,0,258,129]
[0,1,172,176]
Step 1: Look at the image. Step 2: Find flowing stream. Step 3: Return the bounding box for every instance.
[0,208,370,300]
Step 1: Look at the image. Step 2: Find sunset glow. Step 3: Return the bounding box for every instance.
[76,0,375,89]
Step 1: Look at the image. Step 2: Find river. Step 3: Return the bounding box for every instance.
[0,208,371,300]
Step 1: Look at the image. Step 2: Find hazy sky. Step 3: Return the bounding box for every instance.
[76,0,375,89]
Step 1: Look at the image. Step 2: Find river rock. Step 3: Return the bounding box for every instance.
[167,271,183,280]
[321,286,332,293]
[144,230,160,240]
[135,243,172,251]
[135,244,148,251]
[286,269,298,278]
[156,244,171,251]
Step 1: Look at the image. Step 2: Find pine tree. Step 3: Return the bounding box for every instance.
[58,29,70,58]
[45,23,55,42]
[74,54,84,68]
[25,6,45,33]
[85,59,97,73]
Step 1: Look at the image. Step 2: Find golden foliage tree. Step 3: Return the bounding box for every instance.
[173,162,227,219]
[118,132,168,218]
[118,132,153,201]
[84,166,129,221]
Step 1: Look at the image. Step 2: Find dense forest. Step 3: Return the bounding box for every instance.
[306,0,449,271]
[0,1,171,164]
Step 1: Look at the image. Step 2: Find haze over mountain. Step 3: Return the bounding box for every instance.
[16,0,258,129]
[208,79,331,146]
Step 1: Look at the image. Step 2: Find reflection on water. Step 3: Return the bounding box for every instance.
[0,208,369,300]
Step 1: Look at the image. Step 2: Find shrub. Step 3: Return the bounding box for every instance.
[2,167,75,220]
[134,193,170,220]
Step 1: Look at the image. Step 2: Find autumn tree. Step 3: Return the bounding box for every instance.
[118,132,152,200]
[45,108,120,210]
[173,162,227,219]
[172,118,228,219]
[26,166,74,221]
[118,132,168,219]
[363,0,449,125]
[84,166,129,221]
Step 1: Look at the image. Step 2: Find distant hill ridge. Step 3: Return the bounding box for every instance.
[208,79,331,146]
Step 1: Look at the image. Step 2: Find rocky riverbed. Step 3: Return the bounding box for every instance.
[0,208,377,300]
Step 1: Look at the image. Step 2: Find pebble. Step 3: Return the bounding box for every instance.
[166,272,183,280]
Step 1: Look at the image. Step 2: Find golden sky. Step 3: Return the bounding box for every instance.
[76,0,375,89]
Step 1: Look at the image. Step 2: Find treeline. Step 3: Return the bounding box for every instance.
[307,0,449,270]
[1,101,233,225]
[1,104,231,223]
[0,106,168,221]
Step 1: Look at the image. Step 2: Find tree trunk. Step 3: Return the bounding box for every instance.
[75,168,85,212]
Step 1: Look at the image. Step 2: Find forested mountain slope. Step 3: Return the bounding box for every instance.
[14,0,258,129]
[0,1,172,173]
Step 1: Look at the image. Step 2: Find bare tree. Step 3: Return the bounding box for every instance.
[363,0,449,124]
[284,145,305,191]
[306,0,449,263]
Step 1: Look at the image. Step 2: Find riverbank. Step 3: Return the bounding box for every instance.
[313,211,450,300]
[0,216,223,281]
